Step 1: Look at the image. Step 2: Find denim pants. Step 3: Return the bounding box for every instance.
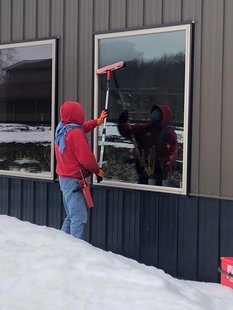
[59,177,87,239]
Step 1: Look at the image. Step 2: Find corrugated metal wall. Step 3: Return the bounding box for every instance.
[1,0,233,283]
[1,0,232,198]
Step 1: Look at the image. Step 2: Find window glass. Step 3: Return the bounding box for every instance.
[94,24,192,194]
[0,39,57,180]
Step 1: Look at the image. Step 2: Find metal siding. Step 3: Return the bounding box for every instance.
[0,0,12,41]
[0,178,10,214]
[162,0,182,23]
[34,181,49,226]
[126,0,143,28]
[77,0,94,118]
[21,180,35,222]
[219,200,233,258]
[94,0,110,31]
[140,193,159,267]
[24,0,37,39]
[47,182,63,229]
[182,0,203,194]
[144,0,163,26]
[220,0,233,197]
[37,0,50,37]
[158,195,178,277]
[177,196,199,280]
[197,198,220,282]
[12,0,24,40]
[199,0,224,196]
[51,0,64,107]
[90,187,108,249]
[9,179,22,218]
[62,0,78,102]
[109,0,126,30]
[122,191,141,261]
[105,189,124,254]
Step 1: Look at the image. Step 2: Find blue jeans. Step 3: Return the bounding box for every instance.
[59,177,87,239]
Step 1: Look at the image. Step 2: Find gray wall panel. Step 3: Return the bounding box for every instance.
[144,0,162,26]
[94,0,110,31]
[199,0,224,196]
[12,0,24,41]
[77,0,94,118]
[162,0,182,23]
[63,0,78,102]
[220,0,233,197]
[126,0,143,28]
[184,0,202,194]
[109,0,126,30]
[37,0,50,37]
[0,0,12,41]
[24,0,37,39]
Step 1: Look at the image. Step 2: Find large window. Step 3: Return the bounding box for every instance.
[0,38,58,180]
[94,23,192,194]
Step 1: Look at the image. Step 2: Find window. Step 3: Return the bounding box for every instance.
[94,23,193,194]
[0,38,58,180]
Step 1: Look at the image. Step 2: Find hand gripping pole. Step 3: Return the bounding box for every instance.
[96,61,124,169]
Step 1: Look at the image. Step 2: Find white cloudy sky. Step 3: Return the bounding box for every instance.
[0,215,233,310]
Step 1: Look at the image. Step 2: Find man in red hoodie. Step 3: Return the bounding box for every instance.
[55,101,107,239]
[118,104,178,185]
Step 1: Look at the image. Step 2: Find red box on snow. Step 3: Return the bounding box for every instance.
[219,257,233,289]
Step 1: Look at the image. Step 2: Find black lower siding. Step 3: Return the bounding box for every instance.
[1,176,233,283]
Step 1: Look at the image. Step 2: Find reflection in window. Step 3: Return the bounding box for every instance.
[94,24,192,194]
[0,39,57,180]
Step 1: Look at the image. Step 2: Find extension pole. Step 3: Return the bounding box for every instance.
[96,61,124,170]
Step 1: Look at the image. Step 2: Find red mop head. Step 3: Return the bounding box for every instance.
[96,61,124,75]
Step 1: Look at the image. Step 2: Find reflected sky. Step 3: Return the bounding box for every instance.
[15,44,52,61]
[99,30,185,66]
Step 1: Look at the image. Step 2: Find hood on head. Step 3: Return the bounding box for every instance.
[151,104,172,127]
[60,101,84,126]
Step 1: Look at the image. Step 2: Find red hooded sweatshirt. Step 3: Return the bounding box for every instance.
[118,104,178,178]
[55,101,99,179]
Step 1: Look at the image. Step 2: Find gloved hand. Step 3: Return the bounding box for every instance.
[118,110,129,123]
[96,168,104,183]
[97,109,109,125]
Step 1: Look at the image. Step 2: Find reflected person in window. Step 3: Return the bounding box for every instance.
[54,101,107,239]
[118,105,178,185]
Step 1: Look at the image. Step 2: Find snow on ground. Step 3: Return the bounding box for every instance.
[0,122,183,145]
[0,215,233,310]
[0,123,51,143]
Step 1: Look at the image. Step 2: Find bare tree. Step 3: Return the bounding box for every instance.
[0,48,19,84]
